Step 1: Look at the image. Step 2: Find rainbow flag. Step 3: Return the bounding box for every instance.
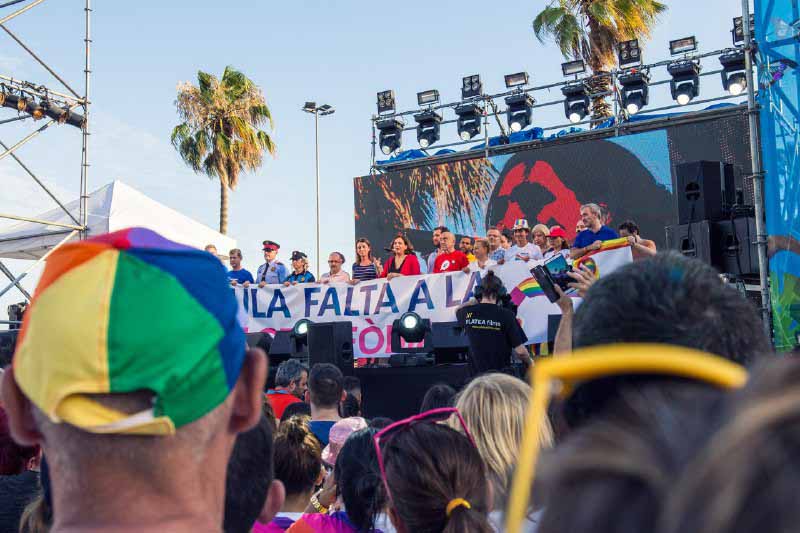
[511,277,544,306]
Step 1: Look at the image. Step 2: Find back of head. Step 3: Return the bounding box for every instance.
[573,252,769,365]
[334,427,384,531]
[478,271,504,300]
[420,383,456,412]
[342,376,361,396]
[340,393,360,418]
[273,415,322,497]
[224,414,275,533]
[281,402,311,423]
[308,363,343,409]
[382,422,493,533]
[536,382,727,533]
[0,406,39,475]
[660,357,800,533]
[455,374,552,508]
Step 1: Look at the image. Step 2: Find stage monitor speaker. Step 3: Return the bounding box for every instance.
[308,321,354,376]
[430,321,468,364]
[665,220,714,265]
[715,216,759,276]
[676,161,735,224]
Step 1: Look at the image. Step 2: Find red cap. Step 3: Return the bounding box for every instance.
[549,226,567,239]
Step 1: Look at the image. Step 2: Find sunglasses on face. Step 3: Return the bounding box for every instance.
[505,343,748,533]
[374,408,475,509]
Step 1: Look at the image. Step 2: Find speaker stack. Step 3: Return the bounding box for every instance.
[666,160,759,277]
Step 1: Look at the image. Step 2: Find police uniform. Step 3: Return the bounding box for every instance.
[256,240,288,285]
[284,250,315,284]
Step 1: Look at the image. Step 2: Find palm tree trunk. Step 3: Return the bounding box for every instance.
[219,180,228,234]
[587,72,612,122]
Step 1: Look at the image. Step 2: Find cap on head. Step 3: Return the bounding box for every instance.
[290,251,307,261]
[262,240,280,252]
[12,227,246,436]
[513,218,531,232]
[549,226,567,239]
[321,416,367,466]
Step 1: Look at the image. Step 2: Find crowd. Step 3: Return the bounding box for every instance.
[1,219,792,533]
[213,203,657,289]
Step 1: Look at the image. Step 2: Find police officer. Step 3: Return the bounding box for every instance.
[256,240,288,286]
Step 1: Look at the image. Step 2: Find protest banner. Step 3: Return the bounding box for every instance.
[234,240,632,357]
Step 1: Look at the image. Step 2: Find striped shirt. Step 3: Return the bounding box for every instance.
[352,263,378,282]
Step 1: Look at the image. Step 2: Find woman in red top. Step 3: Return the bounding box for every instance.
[381,234,421,280]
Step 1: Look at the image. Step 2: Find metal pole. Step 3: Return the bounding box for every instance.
[0,0,46,26]
[0,213,82,230]
[0,260,31,300]
[740,0,771,339]
[0,120,55,163]
[0,230,77,300]
[315,109,321,276]
[79,0,91,239]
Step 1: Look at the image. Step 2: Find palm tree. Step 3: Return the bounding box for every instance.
[171,66,276,234]
[533,0,666,120]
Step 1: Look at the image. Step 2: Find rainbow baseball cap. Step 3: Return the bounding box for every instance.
[12,227,246,436]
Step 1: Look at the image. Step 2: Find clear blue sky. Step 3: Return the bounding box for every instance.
[0,0,749,307]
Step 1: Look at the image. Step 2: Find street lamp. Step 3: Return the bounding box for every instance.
[302,101,335,275]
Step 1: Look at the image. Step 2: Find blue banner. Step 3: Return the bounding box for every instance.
[757,0,800,350]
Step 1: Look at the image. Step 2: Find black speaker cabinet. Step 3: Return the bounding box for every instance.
[676,161,735,224]
[308,321,355,376]
[665,220,714,265]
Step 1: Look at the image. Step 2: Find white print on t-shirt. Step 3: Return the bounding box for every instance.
[439,260,451,271]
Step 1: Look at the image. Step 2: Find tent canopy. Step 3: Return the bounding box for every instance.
[0,180,236,259]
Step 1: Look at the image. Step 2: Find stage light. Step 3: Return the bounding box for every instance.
[618,70,650,115]
[28,101,45,120]
[394,311,427,343]
[455,102,481,141]
[461,74,482,99]
[561,59,586,77]
[669,36,697,56]
[720,50,747,96]
[414,110,442,149]
[3,93,21,111]
[732,14,754,46]
[505,93,534,132]
[0,91,4,107]
[417,89,440,106]
[562,82,590,123]
[504,72,529,88]
[617,39,641,67]
[376,117,404,155]
[668,60,700,105]
[293,318,312,338]
[42,101,66,122]
[377,90,396,115]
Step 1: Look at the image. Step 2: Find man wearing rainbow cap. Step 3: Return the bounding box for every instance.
[1,228,283,533]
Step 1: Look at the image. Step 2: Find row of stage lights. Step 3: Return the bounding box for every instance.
[374,15,753,156]
[0,85,85,129]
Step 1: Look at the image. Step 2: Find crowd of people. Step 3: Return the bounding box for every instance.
[1,218,792,533]
[209,203,657,289]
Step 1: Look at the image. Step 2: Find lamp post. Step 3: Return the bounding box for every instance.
[302,101,335,276]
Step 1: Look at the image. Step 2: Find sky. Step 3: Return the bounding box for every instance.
[0,0,751,313]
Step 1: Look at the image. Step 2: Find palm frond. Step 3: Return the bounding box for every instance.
[533,5,569,42]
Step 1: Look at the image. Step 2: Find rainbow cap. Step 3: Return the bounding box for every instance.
[12,227,246,436]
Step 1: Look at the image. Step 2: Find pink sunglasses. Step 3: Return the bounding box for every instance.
[373,407,476,506]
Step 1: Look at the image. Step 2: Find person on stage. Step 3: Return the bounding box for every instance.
[433,232,470,273]
[618,219,657,261]
[571,203,619,260]
[284,251,315,286]
[544,226,571,261]
[228,248,255,287]
[257,240,288,286]
[320,252,351,283]
[464,238,497,276]
[381,234,421,280]
[502,219,543,263]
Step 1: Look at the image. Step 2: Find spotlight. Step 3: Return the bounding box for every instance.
[293,318,312,338]
[3,93,21,112]
[668,60,700,105]
[417,89,440,107]
[42,101,67,122]
[414,110,442,149]
[505,93,534,132]
[461,74,482,99]
[0,91,4,107]
[561,59,586,77]
[455,102,482,141]
[562,82,590,123]
[393,311,428,343]
[618,70,650,115]
[617,39,641,67]
[28,101,45,120]
[732,14,754,46]
[376,117,404,155]
[64,109,86,129]
[377,90,396,115]
[720,50,747,96]
[504,71,529,88]
[669,36,697,56]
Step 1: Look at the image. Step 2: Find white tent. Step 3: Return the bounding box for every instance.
[0,180,236,259]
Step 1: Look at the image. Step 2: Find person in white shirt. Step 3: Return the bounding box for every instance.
[319,252,351,283]
[463,238,497,275]
[501,218,543,263]
[543,226,572,261]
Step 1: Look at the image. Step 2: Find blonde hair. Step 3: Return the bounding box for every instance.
[532,224,550,237]
[454,374,553,508]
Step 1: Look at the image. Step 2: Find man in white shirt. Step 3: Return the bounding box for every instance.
[502,218,543,263]
[319,252,351,283]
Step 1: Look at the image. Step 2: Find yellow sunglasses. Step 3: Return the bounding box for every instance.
[505,343,748,533]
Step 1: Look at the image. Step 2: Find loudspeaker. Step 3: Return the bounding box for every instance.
[665,220,714,265]
[676,161,735,224]
[430,321,468,364]
[308,321,354,376]
[715,216,759,276]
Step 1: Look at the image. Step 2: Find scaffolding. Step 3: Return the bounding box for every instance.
[0,0,91,312]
